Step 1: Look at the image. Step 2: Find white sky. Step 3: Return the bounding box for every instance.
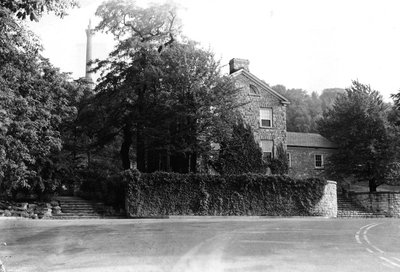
[28,0,400,101]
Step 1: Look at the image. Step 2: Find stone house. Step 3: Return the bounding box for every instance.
[287,132,337,178]
[229,58,337,177]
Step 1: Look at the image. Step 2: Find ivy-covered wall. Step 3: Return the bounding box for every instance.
[124,170,335,217]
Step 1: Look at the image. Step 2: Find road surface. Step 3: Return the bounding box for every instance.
[0,217,399,271]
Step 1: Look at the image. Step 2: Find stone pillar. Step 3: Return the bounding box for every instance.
[312,180,337,217]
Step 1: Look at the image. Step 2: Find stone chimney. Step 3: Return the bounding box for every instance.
[229,58,250,74]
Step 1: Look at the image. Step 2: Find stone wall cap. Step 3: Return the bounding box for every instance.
[350,191,400,195]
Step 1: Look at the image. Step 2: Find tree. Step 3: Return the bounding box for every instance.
[92,0,239,173]
[269,143,288,175]
[213,121,266,175]
[318,81,398,192]
[0,0,80,196]
[272,85,322,133]
[319,88,345,112]
[1,0,78,21]
[92,0,181,171]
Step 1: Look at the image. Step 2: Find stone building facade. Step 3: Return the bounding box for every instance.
[230,58,337,177]
[287,132,337,178]
[229,58,289,158]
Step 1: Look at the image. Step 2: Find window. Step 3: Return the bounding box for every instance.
[260,108,273,128]
[287,153,292,168]
[315,154,324,169]
[260,140,273,161]
[249,85,259,95]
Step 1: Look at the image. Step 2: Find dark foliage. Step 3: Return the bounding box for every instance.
[318,81,399,192]
[272,85,344,133]
[125,170,326,217]
[268,143,289,175]
[213,122,266,174]
[78,166,126,209]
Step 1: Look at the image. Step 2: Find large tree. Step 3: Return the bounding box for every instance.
[272,85,322,133]
[319,88,345,112]
[0,0,79,195]
[318,81,399,192]
[91,0,239,173]
[92,0,181,171]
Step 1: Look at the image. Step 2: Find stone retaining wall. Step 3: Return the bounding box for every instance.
[350,192,400,217]
[0,200,61,219]
[312,180,337,217]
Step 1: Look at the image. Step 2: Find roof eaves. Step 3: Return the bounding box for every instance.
[287,144,338,149]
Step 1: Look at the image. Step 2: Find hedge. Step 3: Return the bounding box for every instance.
[125,170,327,216]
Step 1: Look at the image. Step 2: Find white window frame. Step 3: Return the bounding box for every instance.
[287,153,292,168]
[314,154,324,169]
[260,108,273,128]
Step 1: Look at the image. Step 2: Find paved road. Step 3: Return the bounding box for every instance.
[0,217,399,271]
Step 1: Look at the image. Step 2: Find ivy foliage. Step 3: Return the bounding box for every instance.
[125,170,327,217]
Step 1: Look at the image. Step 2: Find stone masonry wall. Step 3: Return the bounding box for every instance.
[234,74,287,152]
[0,200,61,219]
[287,146,336,178]
[350,192,400,217]
[312,180,337,217]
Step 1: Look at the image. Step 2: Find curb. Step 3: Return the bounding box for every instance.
[125,215,332,220]
[0,217,27,220]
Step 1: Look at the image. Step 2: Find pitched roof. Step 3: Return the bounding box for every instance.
[230,69,290,105]
[287,132,338,149]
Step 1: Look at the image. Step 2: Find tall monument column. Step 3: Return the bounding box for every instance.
[85,19,94,82]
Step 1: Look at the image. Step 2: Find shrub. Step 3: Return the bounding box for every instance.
[268,143,289,175]
[213,122,267,174]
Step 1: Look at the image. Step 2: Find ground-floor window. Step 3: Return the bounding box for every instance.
[260,140,273,161]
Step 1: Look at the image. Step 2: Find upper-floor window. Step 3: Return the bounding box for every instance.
[260,108,273,128]
[249,84,259,95]
[315,154,324,169]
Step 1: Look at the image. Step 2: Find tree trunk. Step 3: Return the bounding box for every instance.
[136,84,146,172]
[369,179,378,192]
[190,152,197,173]
[120,124,132,170]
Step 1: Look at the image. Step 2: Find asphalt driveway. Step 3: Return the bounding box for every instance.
[1,217,399,271]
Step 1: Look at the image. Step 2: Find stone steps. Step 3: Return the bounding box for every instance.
[52,196,104,219]
[337,194,386,218]
[52,215,102,219]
